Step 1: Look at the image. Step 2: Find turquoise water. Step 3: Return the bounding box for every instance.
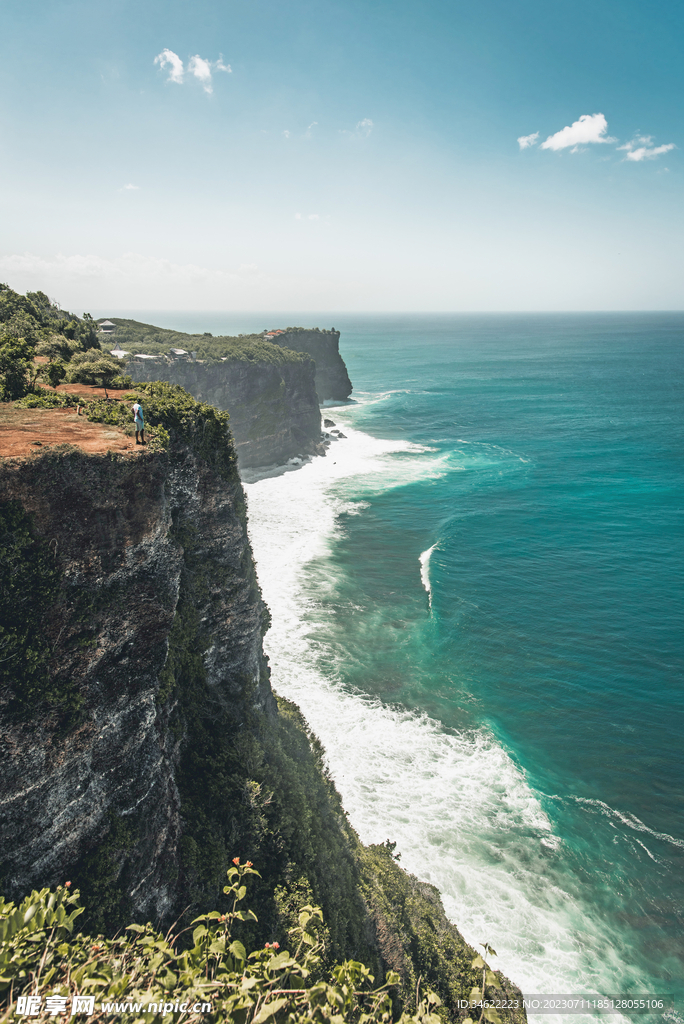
[112,310,683,1010]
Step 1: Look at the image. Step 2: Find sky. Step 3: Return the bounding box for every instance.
[0,0,682,311]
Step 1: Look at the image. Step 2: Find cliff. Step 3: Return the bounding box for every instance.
[0,390,525,1021]
[128,350,323,469]
[96,318,353,466]
[0,427,270,924]
[267,328,352,403]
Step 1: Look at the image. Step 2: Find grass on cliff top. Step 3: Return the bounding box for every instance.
[102,319,311,366]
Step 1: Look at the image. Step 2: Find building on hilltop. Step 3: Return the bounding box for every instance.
[99,320,116,334]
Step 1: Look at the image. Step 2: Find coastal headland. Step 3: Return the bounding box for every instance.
[0,287,526,1021]
[97,318,352,470]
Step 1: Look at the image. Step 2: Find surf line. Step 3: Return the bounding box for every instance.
[419,543,437,608]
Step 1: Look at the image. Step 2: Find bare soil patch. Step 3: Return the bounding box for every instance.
[0,405,143,459]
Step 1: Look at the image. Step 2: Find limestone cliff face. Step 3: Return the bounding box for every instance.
[271,330,352,403]
[128,356,323,469]
[0,445,270,920]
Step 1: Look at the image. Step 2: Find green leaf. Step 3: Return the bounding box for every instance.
[23,903,38,925]
[484,1009,502,1024]
[471,955,485,969]
[229,940,246,962]
[486,970,501,988]
[126,924,146,933]
[252,997,289,1023]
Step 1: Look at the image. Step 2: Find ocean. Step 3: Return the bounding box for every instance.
[111,310,684,1013]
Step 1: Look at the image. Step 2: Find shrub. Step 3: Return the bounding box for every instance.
[86,382,237,480]
[0,335,33,400]
[15,391,79,409]
[0,861,444,1023]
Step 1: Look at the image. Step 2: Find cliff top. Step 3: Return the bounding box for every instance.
[99,318,315,366]
[0,401,144,459]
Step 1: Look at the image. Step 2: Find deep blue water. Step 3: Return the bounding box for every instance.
[112,310,684,1007]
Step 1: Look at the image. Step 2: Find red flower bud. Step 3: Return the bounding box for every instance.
[246,861,253,868]
[232,857,240,865]
[65,881,71,888]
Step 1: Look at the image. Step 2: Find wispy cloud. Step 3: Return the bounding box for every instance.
[618,135,676,162]
[340,118,374,140]
[118,183,140,191]
[153,50,231,93]
[540,113,616,151]
[283,130,291,138]
[517,132,539,150]
[304,121,318,139]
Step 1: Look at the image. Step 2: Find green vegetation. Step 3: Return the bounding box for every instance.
[0,501,79,716]
[0,337,35,400]
[63,350,126,396]
[85,382,237,477]
[15,391,80,409]
[0,862,459,1023]
[101,318,310,366]
[0,284,104,401]
[0,499,87,722]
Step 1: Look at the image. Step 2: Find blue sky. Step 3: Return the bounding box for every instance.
[1,0,682,310]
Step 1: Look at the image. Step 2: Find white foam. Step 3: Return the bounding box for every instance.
[244,416,651,1018]
[419,543,437,605]
[570,797,684,851]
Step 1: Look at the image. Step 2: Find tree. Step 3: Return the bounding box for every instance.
[0,334,33,400]
[64,350,124,397]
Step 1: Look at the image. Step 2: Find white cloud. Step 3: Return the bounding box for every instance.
[618,136,676,162]
[307,214,319,221]
[154,48,184,84]
[119,183,140,191]
[304,121,318,138]
[154,50,231,94]
[283,130,291,138]
[540,113,616,151]
[517,132,539,150]
[188,55,213,91]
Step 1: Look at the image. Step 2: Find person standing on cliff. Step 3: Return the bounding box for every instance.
[131,400,146,445]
